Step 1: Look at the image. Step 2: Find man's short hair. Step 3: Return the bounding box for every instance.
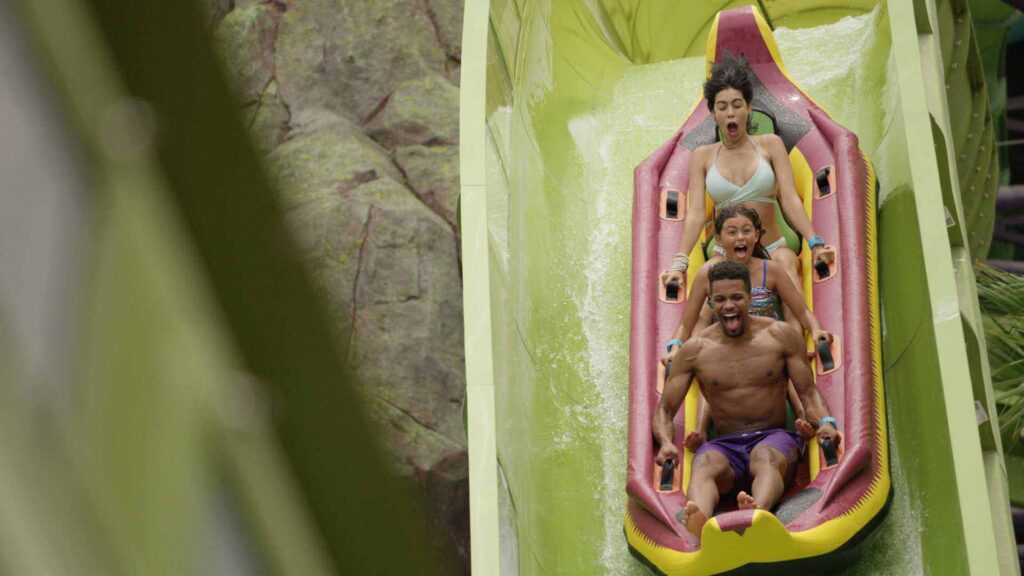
[708,261,751,294]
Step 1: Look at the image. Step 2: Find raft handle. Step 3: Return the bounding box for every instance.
[666,190,679,218]
[816,337,835,372]
[665,279,680,301]
[660,459,676,491]
[660,188,684,221]
[820,438,839,467]
[815,167,832,198]
[812,247,838,283]
[813,258,831,280]
[659,278,683,304]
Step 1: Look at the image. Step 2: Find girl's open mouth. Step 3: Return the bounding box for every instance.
[734,244,748,258]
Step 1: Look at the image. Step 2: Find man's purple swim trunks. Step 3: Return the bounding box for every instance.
[693,428,804,490]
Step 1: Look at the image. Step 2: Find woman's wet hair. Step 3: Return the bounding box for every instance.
[714,204,771,260]
[704,52,757,133]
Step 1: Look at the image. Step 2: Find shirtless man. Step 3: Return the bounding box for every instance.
[653,261,839,538]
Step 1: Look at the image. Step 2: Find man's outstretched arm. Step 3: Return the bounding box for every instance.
[778,323,840,443]
[653,339,701,464]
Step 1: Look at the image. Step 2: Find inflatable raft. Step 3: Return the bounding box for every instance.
[625,7,891,575]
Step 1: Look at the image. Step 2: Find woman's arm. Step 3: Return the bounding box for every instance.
[660,267,710,365]
[661,148,709,285]
[770,262,832,343]
[674,268,710,342]
[693,304,713,335]
[764,135,835,265]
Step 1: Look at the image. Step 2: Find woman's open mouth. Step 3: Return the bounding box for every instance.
[726,121,739,136]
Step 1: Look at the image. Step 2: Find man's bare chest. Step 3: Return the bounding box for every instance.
[693,346,786,393]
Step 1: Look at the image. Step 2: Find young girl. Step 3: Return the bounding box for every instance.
[662,205,832,447]
[667,204,830,345]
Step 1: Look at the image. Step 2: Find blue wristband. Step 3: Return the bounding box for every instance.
[666,338,684,353]
[808,235,826,249]
[819,416,837,429]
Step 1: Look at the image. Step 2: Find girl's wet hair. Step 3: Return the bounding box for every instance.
[714,204,770,260]
[703,53,758,134]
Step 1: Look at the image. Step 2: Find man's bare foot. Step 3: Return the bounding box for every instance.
[737,491,758,510]
[682,501,707,537]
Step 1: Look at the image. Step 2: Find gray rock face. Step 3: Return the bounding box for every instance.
[215,0,468,570]
[273,0,448,123]
[215,5,279,102]
[365,73,459,148]
[269,117,401,208]
[243,79,290,154]
[348,178,464,442]
[395,145,460,228]
[271,155,464,445]
[216,5,290,153]
[426,0,464,60]
[266,121,466,570]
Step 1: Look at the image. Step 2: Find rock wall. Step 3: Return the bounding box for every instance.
[209,0,467,571]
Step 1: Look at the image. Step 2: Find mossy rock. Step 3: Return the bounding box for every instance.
[395,145,459,227]
[273,0,448,122]
[366,73,459,148]
[267,117,401,209]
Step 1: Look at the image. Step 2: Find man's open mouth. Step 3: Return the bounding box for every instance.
[721,311,742,334]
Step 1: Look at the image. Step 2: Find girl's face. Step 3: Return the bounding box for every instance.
[713,88,750,141]
[717,215,759,262]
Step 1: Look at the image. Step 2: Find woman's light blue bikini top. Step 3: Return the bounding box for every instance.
[705,139,777,207]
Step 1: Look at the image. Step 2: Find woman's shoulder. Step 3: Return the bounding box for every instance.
[693,142,717,156]
[754,133,784,150]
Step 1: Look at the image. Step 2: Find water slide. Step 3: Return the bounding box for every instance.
[460,0,1020,574]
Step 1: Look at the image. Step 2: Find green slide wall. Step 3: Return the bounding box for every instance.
[461,0,1018,573]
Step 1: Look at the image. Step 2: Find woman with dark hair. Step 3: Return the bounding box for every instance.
[660,53,835,291]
